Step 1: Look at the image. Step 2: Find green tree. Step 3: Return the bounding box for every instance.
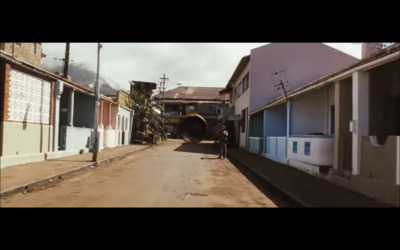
[130,91,164,141]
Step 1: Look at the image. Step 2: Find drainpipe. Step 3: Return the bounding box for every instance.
[68,89,75,126]
[53,80,64,152]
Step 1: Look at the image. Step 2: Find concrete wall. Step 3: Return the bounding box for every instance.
[0,65,54,161]
[248,137,263,154]
[116,107,132,146]
[288,136,334,166]
[361,136,398,184]
[291,86,333,135]
[265,136,287,164]
[1,122,53,156]
[328,135,400,207]
[369,60,400,138]
[250,43,358,113]
[105,129,117,148]
[118,107,132,131]
[73,92,94,128]
[64,126,93,151]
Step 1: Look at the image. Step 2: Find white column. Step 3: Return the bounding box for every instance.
[68,89,75,126]
[286,101,291,158]
[263,110,267,154]
[107,102,112,129]
[333,81,340,170]
[352,71,369,175]
[53,80,64,152]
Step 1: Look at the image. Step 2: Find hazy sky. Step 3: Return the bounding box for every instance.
[41,43,363,91]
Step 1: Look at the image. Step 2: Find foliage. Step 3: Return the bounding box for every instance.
[130,91,165,139]
[79,148,85,154]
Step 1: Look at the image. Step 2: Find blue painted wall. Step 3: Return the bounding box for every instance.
[74,92,95,128]
[264,104,287,137]
[249,112,263,137]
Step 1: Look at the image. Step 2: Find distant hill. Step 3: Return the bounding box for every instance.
[42,63,119,95]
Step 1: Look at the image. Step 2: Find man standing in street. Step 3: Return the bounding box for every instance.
[219,125,228,159]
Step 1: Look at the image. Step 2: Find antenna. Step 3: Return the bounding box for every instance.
[272,68,289,102]
[53,57,74,74]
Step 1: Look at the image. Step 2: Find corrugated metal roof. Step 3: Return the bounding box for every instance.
[157,86,228,101]
[164,99,223,104]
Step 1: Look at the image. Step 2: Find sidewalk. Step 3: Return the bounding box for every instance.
[1,144,150,198]
[228,148,390,207]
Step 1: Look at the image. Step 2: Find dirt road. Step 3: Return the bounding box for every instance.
[1,140,296,207]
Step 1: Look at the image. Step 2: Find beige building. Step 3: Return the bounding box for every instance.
[220,55,250,149]
[0,43,46,67]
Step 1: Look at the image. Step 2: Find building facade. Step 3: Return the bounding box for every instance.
[0,43,46,67]
[240,43,399,206]
[1,44,133,168]
[160,86,229,140]
[220,55,250,149]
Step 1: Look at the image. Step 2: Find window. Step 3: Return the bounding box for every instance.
[185,105,196,114]
[236,83,242,98]
[304,142,311,156]
[31,43,36,54]
[237,73,249,97]
[241,108,247,133]
[293,141,298,153]
[243,73,249,92]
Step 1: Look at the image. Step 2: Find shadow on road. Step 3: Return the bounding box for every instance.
[173,141,218,155]
[175,141,302,207]
[227,155,303,208]
[47,159,93,163]
[201,157,220,160]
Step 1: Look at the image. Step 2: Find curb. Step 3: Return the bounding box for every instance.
[0,146,151,199]
[227,152,309,207]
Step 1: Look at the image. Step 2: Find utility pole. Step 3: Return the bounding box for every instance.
[92,43,102,162]
[160,74,169,132]
[63,43,70,78]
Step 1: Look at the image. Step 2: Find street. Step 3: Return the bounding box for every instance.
[1,139,298,207]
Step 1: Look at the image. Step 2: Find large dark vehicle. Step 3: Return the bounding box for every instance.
[178,113,208,144]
